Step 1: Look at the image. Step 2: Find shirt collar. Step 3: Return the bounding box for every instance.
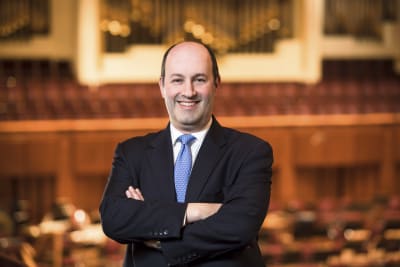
[170,118,212,145]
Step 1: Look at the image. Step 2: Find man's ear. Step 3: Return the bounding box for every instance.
[159,78,166,98]
[214,77,221,89]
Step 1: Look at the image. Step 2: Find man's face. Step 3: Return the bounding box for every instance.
[159,42,218,133]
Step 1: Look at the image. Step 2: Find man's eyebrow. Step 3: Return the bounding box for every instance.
[168,73,184,78]
[192,73,208,78]
[168,73,208,78]
[166,73,183,79]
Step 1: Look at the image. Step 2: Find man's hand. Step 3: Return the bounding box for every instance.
[126,186,144,200]
[186,203,222,223]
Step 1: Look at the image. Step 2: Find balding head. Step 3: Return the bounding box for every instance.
[160,41,220,87]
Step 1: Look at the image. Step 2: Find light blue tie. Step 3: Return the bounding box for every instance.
[174,134,196,203]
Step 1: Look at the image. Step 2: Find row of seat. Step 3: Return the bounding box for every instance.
[1,59,399,120]
[260,195,400,266]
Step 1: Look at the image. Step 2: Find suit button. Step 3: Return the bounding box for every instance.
[163,230,169,235]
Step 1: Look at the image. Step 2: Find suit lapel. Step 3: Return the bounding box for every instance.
[146,126,176,201]
[185,118,226,202]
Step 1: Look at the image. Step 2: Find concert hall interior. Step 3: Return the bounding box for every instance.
[0,0,400,266]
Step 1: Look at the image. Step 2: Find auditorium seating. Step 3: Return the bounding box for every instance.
[1,59,399,121]
[260,195,400,266]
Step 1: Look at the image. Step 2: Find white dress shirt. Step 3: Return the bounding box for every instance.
[170,119,212,167]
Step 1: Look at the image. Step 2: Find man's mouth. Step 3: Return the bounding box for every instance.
[177,100,200,107]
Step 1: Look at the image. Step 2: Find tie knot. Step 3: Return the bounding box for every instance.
[178,134,196,146]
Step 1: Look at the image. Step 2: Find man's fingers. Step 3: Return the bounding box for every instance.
[125,189,133,198]
[186,203,223,223]
[126,186,144,201]
[135,188,144,200]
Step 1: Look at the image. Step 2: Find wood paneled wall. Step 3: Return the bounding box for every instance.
[0,114,399,223]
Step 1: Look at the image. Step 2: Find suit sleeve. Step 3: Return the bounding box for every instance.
[160,140,273,265]
[99,143,187,244]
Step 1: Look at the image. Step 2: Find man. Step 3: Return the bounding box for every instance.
[100,41,273,266]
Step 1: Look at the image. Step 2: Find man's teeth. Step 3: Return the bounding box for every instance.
[180,102,195,106]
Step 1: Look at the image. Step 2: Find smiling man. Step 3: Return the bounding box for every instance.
[100,41,273,267]
[160,42,218,133]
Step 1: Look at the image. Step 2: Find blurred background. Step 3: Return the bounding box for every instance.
[0,0,400,266]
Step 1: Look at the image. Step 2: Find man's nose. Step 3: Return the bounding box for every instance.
[182,82,196,97]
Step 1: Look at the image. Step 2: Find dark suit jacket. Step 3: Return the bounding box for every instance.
[100,118,273,266]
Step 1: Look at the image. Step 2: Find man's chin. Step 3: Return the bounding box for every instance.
[176,117,204,131]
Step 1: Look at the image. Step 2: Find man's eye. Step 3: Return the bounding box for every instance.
[195,78,206,83]
[171,79,183,83]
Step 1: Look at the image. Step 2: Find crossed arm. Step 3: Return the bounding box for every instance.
[125,186,222,249]
[125,186,222,224]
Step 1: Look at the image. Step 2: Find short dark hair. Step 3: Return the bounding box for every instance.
[160,41,221,87]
